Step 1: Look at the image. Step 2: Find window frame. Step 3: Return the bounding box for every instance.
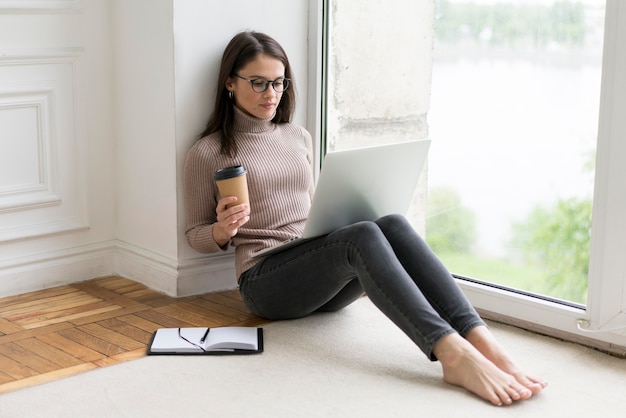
[311,0,626,353]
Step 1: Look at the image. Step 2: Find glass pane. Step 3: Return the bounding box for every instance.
[428,0,605,305]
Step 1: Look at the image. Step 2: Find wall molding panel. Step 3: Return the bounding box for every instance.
[0,0,82,13]
[0,85,59,212]
[0,50,88,243]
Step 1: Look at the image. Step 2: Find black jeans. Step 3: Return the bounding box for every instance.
[238,214,485,360]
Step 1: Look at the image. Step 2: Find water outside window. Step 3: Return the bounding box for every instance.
[428,0,604,305]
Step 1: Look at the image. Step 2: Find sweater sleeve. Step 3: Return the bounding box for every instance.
[183,140,225,254]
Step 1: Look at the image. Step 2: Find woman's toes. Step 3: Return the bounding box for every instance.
[519,388,533,399]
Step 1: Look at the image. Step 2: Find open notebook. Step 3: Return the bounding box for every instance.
[147,327,263,355]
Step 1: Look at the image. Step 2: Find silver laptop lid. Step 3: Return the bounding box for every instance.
[301,139,431,238]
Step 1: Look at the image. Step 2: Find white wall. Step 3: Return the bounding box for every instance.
[110,0,181,294]
[0,0,311,298]
[172,0,311,294]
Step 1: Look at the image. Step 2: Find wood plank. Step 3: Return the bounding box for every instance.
[93,276,137,291]
[95,318,153,345]
[36,333,105,362]
[0,322,75,345]
[0,291,97,318]
[5,295,104,324]
[187,298,254,322]
[232,317,271,327]
[113,282,150,295]
[210,289,245,303]
[0,342,61,374]
[133,309,196,329]
[0,316,24,335]
[69,304,149,326]
[0,352,39,379]
[92,347,146,368]
[200,291,249,311]
[72,281,145,308]
[114,313,166,334]
[57,328,126,357]
[0,363,97,395]
[154,304,224,327]
[133,291,179,308]
[20,303,121,329]
[177,299,249,324]
[14,337,84,368]
[111,347,147,362]
[201,290,248,309]
[0,286,76,310]
[0,369,14,385]
[122,287,163,299]
[77,323,145,351]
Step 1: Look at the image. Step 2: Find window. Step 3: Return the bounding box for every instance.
[429,0,604,306]
[319,0,626,352]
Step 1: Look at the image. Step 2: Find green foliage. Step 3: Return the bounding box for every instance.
[437,251,546,293]
[426,187,591,303]
[510,198,592,303]
[435,0,586,47]
[426,187,477,254]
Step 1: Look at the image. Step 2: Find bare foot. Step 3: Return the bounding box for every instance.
[434,333,533,406]
[465,325,548,394]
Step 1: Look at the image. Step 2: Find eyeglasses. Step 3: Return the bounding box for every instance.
[233,74,290,93]
[178,328,207,352]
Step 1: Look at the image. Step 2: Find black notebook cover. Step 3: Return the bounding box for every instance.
[146,327,264,355]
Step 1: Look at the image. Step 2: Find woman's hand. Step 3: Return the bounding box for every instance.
[213,196,250,247]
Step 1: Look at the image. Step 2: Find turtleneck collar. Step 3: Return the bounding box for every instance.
[232,105,275,134]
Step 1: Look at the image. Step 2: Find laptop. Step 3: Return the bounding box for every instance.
[251,139,431,258]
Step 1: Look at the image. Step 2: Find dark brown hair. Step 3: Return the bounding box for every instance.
[200,31,296,157]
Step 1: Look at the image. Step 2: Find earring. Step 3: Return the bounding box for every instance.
[228,91,234,99]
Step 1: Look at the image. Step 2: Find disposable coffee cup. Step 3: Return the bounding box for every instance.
[214,165,249,209]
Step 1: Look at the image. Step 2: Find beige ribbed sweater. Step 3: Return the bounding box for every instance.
[184,107,314,278]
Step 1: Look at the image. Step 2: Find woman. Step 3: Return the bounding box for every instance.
[184,31,547,406]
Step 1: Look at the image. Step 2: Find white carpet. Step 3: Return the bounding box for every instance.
[1,297,625,418]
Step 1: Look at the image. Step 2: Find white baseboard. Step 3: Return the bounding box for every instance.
[0,242,116,298]
[114,241,238,297]
[0,240,238,298]
[175,254,239,297]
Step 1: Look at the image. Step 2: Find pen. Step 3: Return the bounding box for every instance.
[199,328,210,344]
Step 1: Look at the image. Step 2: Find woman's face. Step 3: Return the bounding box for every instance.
[227,54,286,120]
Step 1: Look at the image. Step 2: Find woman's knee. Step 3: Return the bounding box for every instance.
[376,213,411,230]
[329,221,388,256]
[341,220,383,240]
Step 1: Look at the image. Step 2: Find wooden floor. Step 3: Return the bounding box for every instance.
[0,276,269,394]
